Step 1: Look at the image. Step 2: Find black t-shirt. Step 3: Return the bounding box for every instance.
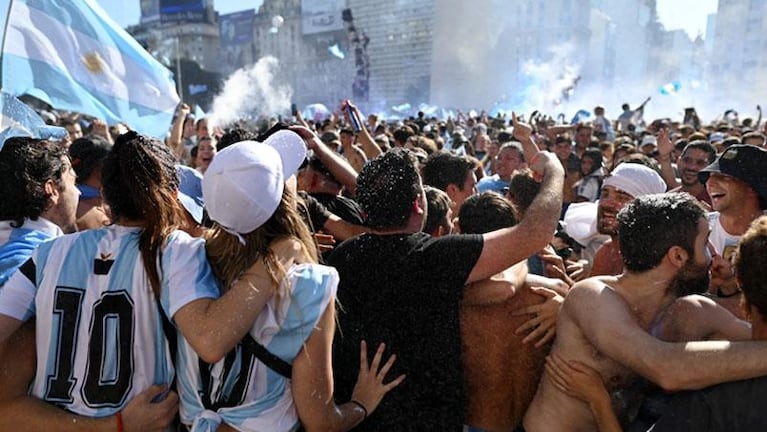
[311,192,364,226]
[297,191,332,233]
[650,376,767,431]
[328,232,484,432]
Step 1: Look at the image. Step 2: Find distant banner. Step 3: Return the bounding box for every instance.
[220,10,255,47]
[301,0,344,35]
[159,0,205,23]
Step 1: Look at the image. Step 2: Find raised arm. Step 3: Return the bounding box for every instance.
[568,280,767,392]
[167,104,190,162]
[656,128,678,189]
[467,150,564,284]
[291,125,359,195]
[345,101,382,160]
[510,112,541,164]
[545,124,575,144]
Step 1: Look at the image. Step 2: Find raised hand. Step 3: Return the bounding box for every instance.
[656,128,673,162]
[512,111,533,143]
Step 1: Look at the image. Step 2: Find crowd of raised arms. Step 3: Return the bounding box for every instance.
[1,97,767,432]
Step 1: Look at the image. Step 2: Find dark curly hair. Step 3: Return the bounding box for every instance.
[0,137,68,227]
[101,131,184,297]
[357,148,421,230]
[618,192,705,272]
[735,216,767,318]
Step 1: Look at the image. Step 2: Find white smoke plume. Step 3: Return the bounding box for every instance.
[208,56,292,129]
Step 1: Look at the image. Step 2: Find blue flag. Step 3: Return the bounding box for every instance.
[1,0,180,138]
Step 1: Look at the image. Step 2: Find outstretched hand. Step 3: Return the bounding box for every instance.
[350,341,406,417]
[121,384,179,432]
[512,286,563,347]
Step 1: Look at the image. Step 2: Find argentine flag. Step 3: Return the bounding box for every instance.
[1,0,180,139]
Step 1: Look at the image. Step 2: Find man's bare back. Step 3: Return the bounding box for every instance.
[462,265,549,431]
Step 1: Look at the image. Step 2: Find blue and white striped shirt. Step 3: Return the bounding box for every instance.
[0,217,62,288]
[3,225,219,418]
[177,263,338,432]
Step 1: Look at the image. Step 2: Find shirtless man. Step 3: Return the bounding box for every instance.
[457,192,561,431]
[524,193,767,432]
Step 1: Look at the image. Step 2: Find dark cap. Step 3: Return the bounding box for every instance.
[699,144,767,202]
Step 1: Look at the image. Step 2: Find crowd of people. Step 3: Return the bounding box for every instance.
[1,96,767,432]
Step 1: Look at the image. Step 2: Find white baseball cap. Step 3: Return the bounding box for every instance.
[202,130,306,236]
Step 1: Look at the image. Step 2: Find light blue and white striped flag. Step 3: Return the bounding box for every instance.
[0,91,67,150]
[1,0,180,139]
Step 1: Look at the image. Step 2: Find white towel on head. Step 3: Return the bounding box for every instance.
[603,163,666,198]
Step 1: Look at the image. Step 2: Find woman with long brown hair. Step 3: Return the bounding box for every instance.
[177,128,404,432]
[0,131,277,429]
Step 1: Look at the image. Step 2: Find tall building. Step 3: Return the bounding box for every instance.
[129,0,222,108]
[704,0,767,114]
[708,0,767,84]
[346,0,435,111]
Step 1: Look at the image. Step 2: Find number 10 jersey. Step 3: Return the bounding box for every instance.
[5,225,220,417]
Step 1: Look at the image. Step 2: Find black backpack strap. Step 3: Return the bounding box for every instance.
[155,297,178,368]
[241,333,293,379]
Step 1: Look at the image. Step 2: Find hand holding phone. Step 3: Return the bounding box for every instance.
[344,99,363,132]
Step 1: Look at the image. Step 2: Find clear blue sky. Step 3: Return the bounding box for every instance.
[94,0,718,39]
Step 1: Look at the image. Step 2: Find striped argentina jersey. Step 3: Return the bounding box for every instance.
[6,225,219,417]
[177,263,338,432]
[0,217,63,289]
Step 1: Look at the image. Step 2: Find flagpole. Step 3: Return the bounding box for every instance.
[175,36,183,103]
[0,0,15,90]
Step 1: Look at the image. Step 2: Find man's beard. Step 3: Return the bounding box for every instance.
[597,206,619,236]
[668,259,710,297]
